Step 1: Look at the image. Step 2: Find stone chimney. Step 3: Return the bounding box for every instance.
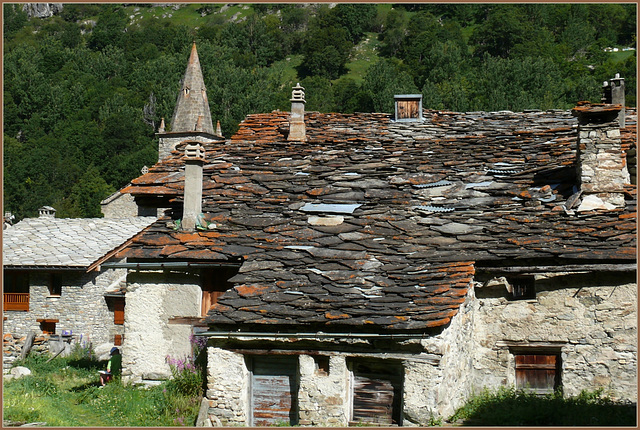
[572,102,629,210]
[601,74,625,128]
[288,83,306,141]
[38,206,56,218]
[182,142,205,231]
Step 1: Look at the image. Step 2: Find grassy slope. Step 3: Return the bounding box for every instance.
[3,355,200,427]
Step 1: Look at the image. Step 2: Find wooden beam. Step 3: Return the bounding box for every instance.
[478,263,636,274]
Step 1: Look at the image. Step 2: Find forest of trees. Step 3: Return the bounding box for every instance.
[3,3,637,220]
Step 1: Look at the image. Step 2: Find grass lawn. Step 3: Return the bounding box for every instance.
[3,353,202,427]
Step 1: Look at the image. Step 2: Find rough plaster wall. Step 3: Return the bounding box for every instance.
[122,271,201,382]
[298,355,350,426]
[2,268,125,345]
[206,347,250,426]
[470,273,637,402]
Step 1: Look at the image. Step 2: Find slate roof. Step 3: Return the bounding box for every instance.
[3,217,156,269]
[120,108,637,332]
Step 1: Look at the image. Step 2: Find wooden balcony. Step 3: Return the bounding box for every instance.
[4,293,29,311]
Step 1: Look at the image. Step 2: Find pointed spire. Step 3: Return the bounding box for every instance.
[170,42,214,134]
[158,118,165,133]
[216,120,223,137]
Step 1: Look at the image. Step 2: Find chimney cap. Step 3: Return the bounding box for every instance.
[184,142,206,161]
[291,83,306,103]
[38,206,57,218]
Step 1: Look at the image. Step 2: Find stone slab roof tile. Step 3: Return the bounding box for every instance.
[3,217,156,268]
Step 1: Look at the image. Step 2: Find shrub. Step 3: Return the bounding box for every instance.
[449,386,637,426]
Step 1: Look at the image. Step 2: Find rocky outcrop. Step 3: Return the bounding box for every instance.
[22,3,63,19]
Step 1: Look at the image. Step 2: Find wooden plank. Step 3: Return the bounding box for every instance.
[114,298,125,325]
[515,355,557,393]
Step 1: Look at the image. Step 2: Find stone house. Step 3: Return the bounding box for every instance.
[102,44,638,425]
[2,205,155,363]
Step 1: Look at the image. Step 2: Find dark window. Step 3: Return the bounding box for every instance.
[48,273,63,296]
[201,267,236,317]
[509,276,535,300]
[38,319,58,335]
[4,271,29,293]
[250,356,299,426]
[350,359,404,426]
[515,354,561,394]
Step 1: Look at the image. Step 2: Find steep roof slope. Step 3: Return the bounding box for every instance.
[3,217,156,269]
[120,109,636,331]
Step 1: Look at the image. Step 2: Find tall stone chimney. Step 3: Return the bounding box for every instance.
[182,142,205,231]
[572,102,629,210]
[288,83,306,141]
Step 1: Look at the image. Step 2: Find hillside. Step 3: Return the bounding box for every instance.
[3,3,636,220]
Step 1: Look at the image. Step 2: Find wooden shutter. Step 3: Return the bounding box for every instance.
[251,356,298,426]
[515,354,558,393]
[201,268,236,316]
[114,298,125,325]
[397,100,420,120]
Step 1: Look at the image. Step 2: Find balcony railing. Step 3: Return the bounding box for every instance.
[4,293,29,311]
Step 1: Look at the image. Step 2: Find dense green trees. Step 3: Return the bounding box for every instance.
[3,3,636,220]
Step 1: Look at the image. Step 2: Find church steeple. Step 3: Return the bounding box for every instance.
[157,43,222,161]
[170,42,214,135]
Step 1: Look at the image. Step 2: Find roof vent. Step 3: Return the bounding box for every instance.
[38,206,56,218]
[394,94,423,122]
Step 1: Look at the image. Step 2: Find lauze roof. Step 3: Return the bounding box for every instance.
[121,109,637,332]
[3,217,156,270]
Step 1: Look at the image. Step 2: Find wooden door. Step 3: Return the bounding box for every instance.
[397,100,420,120]
[353,375,395,425]
[251,356,299,426]
[351,360,403,426]
[201,268,236,316]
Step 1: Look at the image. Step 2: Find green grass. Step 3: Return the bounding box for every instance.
[448,386,637,426]
[609,49,636,63]
[3,352,203,427]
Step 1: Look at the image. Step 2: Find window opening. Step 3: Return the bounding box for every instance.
[313,356,330,376]
[509,276,535,300]
[37,319,58,335]
[48,273,63,296]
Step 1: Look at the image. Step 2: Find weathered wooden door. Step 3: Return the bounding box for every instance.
[351,360,403,426]
[251,356,299,426]
[515,354,559,394]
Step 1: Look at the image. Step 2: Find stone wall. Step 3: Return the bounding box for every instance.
[469,272,637,402]
[122,271,201,383]
[2,268,126,345]
[206,347,250,426]
[298,355,350,426]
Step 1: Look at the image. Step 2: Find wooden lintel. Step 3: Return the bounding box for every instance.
[168,316,207,327]
[36,318,59,323]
